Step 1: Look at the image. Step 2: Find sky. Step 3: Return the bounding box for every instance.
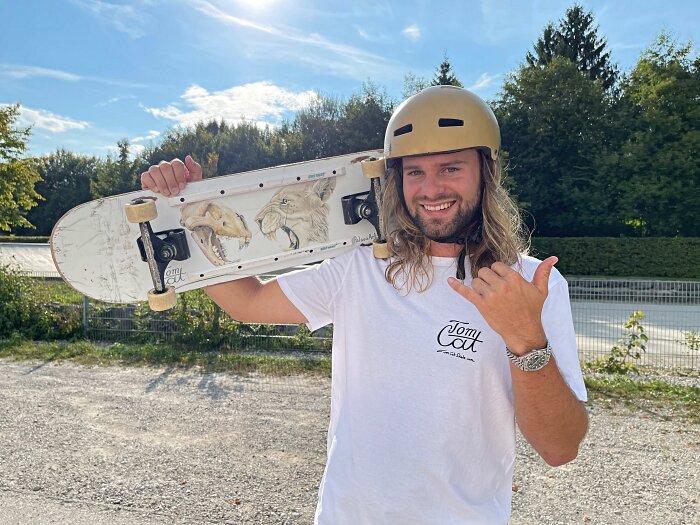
[1,0,698,159]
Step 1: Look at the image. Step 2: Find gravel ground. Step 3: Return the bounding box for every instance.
[0,358,698,525]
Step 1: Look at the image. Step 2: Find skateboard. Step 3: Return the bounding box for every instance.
[51,150,388,310]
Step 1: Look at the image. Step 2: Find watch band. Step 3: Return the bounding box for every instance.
[505,341,552,371]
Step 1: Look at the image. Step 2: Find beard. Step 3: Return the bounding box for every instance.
[407,195,481,243]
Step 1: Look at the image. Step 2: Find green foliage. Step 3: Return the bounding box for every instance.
[497,56,617,236]
[526,3,618,90]
[585,375,700,422]
[402,71,430,98]
[0,235,50,243]
[588,310,648,374]
[431,54,463,87]
[90,139,142,198]
[0,265,82,339]
[530,237,700,278]
[678,331,700,352]
[13,149,97,236]
[0,104,43,231]
[610,32,699,236]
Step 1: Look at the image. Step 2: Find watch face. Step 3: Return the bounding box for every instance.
[524,350,549,371]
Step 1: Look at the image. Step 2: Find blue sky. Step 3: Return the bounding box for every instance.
[1,0,698,159]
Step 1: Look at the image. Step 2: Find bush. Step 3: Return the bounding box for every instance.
[0,265,82,339]
[587,310,648,374]
[531,237,700,278]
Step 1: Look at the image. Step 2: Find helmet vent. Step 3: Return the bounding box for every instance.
[393,124,413,136]
[438,118,464,127]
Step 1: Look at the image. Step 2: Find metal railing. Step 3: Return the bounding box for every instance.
[40,278,700,371]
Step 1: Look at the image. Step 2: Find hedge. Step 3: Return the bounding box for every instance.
[530,237,700,279]
[0,235,50,243]
[2,236,698,279]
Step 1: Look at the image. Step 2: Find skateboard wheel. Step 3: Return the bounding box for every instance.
[372,242,391,259]
[147,287,177,311]
[361,158,386,179]
[125,199,158,223]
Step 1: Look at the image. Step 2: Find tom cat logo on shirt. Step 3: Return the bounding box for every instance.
[436,320,483,362]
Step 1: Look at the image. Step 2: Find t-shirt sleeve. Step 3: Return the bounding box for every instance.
[543,277,588,402]
[276,256,349,332]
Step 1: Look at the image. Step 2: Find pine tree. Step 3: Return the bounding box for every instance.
[431,55,463,87]
[526,4,618,90]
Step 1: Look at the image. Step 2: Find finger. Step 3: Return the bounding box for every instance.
[184,155,203,181]
[490,261,516,278]
[476,266,502,286]
[141,171,155,190]
[148,165,171,196]
[532,256,558,295]
[470,277,490,296]
[448,277,483,307]
[170,158,188,190]
[158,161,181,196]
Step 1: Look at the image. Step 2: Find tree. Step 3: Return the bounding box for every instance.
[612,33,700,236]
[431,54,463,87]
[14,150,97,236]
[339,82,393,152]
[90,139,141,198]
[526,4,618,90]
[0,104,42,231]
[496,56,618,236]
[285,94,344,161]
[402,71,430,98]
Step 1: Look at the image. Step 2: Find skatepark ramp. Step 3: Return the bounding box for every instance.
[0,243,60,278]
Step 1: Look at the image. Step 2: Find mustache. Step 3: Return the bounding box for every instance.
[414,194,461,204]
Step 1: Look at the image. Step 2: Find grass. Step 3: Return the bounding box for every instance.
[584,374,700,423]
[0,338,331,377]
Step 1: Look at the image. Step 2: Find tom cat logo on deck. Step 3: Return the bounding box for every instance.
[436,320,483,362]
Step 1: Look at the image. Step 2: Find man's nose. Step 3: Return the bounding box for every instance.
[421,172,444,196]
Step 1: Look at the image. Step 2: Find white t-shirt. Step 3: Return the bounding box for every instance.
[277,247,587,525]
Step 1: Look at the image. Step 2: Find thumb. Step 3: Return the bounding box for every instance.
[184,155,203,181]
[532,256,558,295]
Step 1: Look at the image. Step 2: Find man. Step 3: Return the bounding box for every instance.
[142,85,588,524]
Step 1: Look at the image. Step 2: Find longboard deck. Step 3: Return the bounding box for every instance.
[51,150,383,304]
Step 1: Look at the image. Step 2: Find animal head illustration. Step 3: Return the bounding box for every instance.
[180,201,251,266]
[255,178,336,250]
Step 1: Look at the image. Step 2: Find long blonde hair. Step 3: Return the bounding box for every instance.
[382,149,528,292]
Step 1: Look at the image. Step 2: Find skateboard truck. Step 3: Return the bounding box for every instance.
[125,197,190,311]
[342,158,391,259]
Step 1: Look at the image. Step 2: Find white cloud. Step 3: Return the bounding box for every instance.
[468,73,500,91]
[0,64,81,81]
[131,130,161,143]
[1,63,151,89]
[70,0,147,38]
[5,105,90,133]
[94,95,137,107]
[128,143,146,156]
[188,0,405,80]
[402,24,421,42]
[144,81,317,128]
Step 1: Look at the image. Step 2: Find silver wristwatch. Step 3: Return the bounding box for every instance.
[506,341,552,371]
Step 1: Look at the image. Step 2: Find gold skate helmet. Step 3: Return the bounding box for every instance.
[384,85,500,161]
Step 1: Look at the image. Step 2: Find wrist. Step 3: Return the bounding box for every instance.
[504,335,547,357]
[505,340,552,372]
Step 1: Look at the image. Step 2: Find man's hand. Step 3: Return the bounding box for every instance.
[141,155,203,196]
[448,256,558,355]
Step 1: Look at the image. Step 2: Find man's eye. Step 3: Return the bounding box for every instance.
[280,198,289,205]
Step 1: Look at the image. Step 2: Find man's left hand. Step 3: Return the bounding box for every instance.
[448,256,558,355]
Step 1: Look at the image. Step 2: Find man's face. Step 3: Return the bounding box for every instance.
[401,149,482,254]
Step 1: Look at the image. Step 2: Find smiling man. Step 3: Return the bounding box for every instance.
[143,85,588,524]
